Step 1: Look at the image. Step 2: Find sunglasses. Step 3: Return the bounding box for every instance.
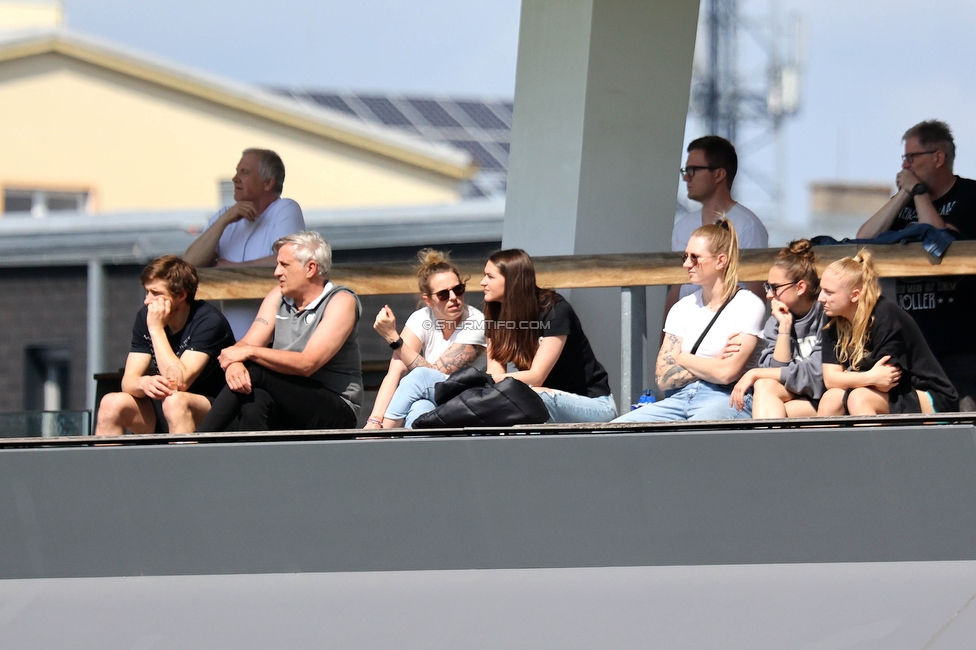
[681,252,713,266]
[763,280,798,294]
[431,283,466,301]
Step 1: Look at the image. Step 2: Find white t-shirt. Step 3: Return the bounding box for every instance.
[671,203,768,299]
[664,289,765,362]
[209,197,305,263]
[404,305,486,362]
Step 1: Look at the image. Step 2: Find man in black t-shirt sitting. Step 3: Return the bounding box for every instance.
[858,120,976,410]
[95,256,235,436]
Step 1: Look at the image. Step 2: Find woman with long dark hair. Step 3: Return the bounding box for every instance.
[614,219,765,422]
[729,239,827,418]
[817,250,957,415]
[481,249,616,422]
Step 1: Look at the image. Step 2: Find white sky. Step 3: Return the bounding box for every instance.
[63,0,976,232]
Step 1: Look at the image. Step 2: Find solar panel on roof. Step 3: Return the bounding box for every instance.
[456,102,509,130]
[358,96,414,127]
[406,99,462,128]
[308,93,357,116]
[265,87,513,184]
[450,140,504,170]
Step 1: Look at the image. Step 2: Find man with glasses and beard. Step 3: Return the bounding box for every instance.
[857,120,976,410]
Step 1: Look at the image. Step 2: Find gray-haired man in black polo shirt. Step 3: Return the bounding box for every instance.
[857,120,976,410]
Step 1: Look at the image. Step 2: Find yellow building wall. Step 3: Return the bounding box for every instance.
[0,53,461,214]
[0,1,62,31]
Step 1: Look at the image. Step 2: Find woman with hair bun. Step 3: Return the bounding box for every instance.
[729,239,827,418]
[481,248,617,423]
[365,249,485,429]
[614,219,766,422]
[817,249,957,415]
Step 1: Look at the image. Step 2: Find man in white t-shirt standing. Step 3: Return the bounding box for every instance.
[666,136,768,310]
[185,148,305,268]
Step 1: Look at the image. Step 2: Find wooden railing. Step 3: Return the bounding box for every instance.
[196,241,976,404]
[197,241,976,299]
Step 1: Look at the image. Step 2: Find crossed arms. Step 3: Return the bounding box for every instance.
[655,331,758,391]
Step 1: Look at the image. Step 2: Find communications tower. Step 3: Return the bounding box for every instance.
[689,0,804,224]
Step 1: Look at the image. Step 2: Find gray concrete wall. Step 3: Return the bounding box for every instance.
[3,425,976,647]
[3,425,976,579]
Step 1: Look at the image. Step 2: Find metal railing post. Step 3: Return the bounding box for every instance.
[87,259,106,415]
[620,286,646,409]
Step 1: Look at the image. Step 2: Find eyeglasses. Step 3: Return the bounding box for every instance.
[763,280,798,294]
[431,283,465,301]
[681,252,713,266]
[901,150,937,164]
[680,166,718,177]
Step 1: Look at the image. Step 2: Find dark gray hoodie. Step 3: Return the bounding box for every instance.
[758,300,827,400]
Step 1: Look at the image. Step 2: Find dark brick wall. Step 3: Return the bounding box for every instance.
[0,265,144,413]
[103,265,150,380]
[0,267,87,412]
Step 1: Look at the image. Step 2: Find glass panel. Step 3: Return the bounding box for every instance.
[0,411,92,438]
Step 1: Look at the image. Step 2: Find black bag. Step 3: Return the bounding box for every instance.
[412,367,550,428]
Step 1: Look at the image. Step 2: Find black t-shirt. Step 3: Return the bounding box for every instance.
[821,296,957,413]
[130,300,236,398]
[889,176,976,356]
[539,294,612,398]
[890,176,976,237]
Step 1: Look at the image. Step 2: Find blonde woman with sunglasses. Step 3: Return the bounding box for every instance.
[365,249,485,429]
[614,219,765,422]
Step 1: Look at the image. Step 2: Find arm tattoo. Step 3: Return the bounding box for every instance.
[434,344,480,374]
[405,353,434,372]
[254,317,269,326]
[656,334,694,390]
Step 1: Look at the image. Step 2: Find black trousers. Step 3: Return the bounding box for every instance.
[198,363,357,432]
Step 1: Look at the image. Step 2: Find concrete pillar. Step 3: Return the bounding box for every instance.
[505,0,700,406]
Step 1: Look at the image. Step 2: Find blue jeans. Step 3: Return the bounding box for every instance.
[385,367,446,428]
[537,390,617,423]
[611,380,751,422]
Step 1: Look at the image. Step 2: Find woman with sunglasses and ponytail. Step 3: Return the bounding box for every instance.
[481,248,617,423]
[365,249,485,429]
[614,219,765,422]
[817,250,957,416]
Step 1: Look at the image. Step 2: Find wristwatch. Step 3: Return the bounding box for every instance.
[910,182,928,197]
[389,337,404,350]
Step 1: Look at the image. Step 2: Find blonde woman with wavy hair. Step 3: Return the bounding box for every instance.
[818,250,957,415]
[615,219,766,422]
